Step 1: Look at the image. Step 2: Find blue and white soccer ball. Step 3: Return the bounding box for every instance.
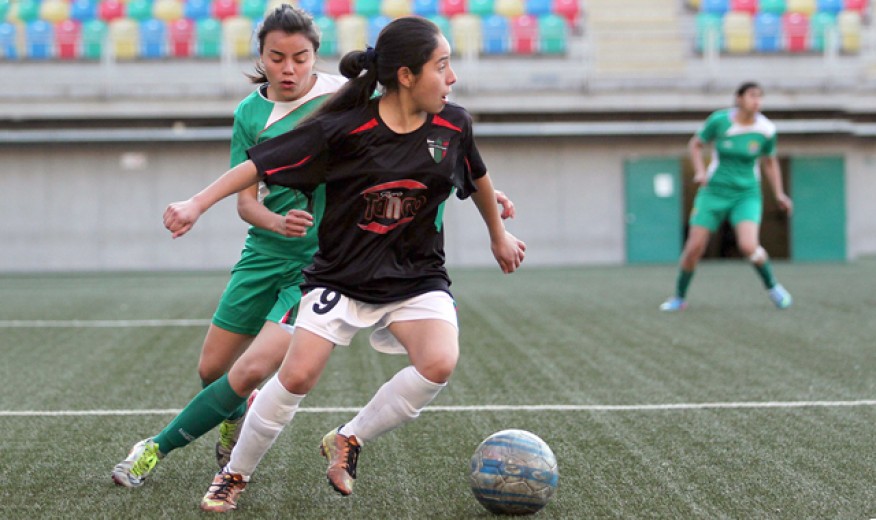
[468,429,559,515]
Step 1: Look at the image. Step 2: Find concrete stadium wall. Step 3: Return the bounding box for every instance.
[1,134,873,272]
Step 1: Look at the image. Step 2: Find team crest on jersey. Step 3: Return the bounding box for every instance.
[359,180,428,234]
[748,141,760,154]
[427,137,449,163]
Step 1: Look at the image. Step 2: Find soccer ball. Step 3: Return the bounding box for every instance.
[468,429,559,515]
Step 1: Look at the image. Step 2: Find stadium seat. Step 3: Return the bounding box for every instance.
[730,0,757,13]
[439,0,466,17]
[14,0,42,23]
[550,0,579,25]
[55,19,81,58]
[299,0,325,16]
[816,0,844,13]
[837,9,861,52]
[537,13,565,53]
[109,17,139,59]
[239,0,266,19]
[40,0,71,24]
[336,14,366,55]
[314,15,336,54]
[168,17,194,56]
[481,14,509,54]
[412,0,439,16]
[212,0,239,20]
[154,0,183,21]
[723,11,753,52]
[695,12,723,51]
[450,13,481,56]
[809,11,837,51]
[195,17,221,56]
[140,18,166,57]
[759,0,787,14]
[354,0,382,16]
[70,0,99,21]
[367,14,389,46]
[126,0,153,21]
[469,0,494,16]
[525,0,552,16]
[0,1,8,22]
[428,14,451,46]
[81,18,107,58]
[495,0,524,17]
[754,12,782,51]
[510,14,537,53]
[700,0,730,14]
[223,16,253,57]
[98,0,125,22]
[786,0,816,14]
[687,0,701,8]
[25,20,53,59]
[782,12,809,51]
[842,0,867,11]
[326,0,353,17]
[184,0,211,19]
[381,0,411,18]
[0,22,18,59]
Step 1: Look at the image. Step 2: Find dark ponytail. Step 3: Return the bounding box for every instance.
[314,16,441,117]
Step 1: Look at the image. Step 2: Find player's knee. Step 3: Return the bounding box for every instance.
[230,359,274,392]
[419,353,458,384]
[746,245,768,264]
[197,363,224,386]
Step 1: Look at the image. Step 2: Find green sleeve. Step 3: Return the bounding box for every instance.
[229,103,254,168]
[762,133,777,157]
[696,111,721,143]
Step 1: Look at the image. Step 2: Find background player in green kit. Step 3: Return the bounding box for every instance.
[112,5,516,489]
[660,82,794,312]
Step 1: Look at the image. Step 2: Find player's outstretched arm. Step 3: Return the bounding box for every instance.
[471,173,526,274]
[494,189,515,220]
[761,155,793,216]
[164,160,261,238]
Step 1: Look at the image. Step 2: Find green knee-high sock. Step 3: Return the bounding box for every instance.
[152,374,248,455]
[676,269,695,299]
[752,260,777,289]
[202,376,247,421]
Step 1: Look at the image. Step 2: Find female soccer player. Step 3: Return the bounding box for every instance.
[660,81,793,312]
[162,16,526,512]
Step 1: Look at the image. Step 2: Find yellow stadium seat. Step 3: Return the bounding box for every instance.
[154,0,184,22]
[450,13,481,56]
[723,11,753,53]
[223,16,254,57]
[336,14,367,55]
[40,0,70,23]
[381,0,411,18]
[785,0,816,15]
[494,0,524,18]
[838,10,861,53]
[109,17,139,59]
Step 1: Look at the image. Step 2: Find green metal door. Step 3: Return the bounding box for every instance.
[790,156,846,261]
[625,157,682,263]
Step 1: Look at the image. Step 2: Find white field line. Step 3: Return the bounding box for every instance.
[2,400,876,417]
[0,319,211,328]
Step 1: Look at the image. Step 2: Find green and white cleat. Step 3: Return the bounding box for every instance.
[112,438,164,488]
[216,390,258,468]
[768,283,793,309]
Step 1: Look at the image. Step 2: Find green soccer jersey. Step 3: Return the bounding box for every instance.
[697,108,777,192]
[231,73,346,260]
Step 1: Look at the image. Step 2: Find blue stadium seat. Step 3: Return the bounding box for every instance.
[0,22,18,59]
[185,0,212,20]
[299,0,325,16]
[700,0,730,14]
[70,0,99,21]
[26,20,54,59]
[754,12,782,51]
[482,14,509,54]
[525,0,552,16]
[367,14,390,47]
[412,0,439,16]
[140,18,166,57]
[817,0,843,13]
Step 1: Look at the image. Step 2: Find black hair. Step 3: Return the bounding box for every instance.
[313,16,442,116]
[735,81,762,98]
[247,4,320,84]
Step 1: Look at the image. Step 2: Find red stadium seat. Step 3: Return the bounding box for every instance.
[730,0,757,13]
[211,0,239,20]
[511,14,538,54]
[98,0,125,22]
[551,0,579,25]
[843,0,868,11]
[168,17,194,56]
[783,12,809,51]
[326,0,353,17]
[56,20,81,59]
[439,0,467,17]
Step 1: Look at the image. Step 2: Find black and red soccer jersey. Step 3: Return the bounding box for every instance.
[247,99,487,304]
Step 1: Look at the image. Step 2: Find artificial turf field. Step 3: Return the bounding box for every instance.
[1,260,874,519]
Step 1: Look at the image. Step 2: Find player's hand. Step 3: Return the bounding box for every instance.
[495,190,515,220]
[163,199,202,239]
[776,193,793,216]
[693,170,708,186]
[492,231,526,274]
[277,209,314,238]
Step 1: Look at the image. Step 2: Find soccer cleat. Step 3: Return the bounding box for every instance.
[111,438,164,488]
[659,296,688,312]
[319,427,361,496]
[200,470,249,513]
[216,389,259,468]
[768,283,793,309]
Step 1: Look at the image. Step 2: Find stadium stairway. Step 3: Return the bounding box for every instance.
[584,0,687,80]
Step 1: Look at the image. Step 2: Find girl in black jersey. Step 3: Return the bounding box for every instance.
[164,16,525,512]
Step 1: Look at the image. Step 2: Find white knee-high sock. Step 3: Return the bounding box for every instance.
[339,366,445,444]
[227,374,304,478]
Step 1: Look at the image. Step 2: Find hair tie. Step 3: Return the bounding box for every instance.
[361,46,378,69]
